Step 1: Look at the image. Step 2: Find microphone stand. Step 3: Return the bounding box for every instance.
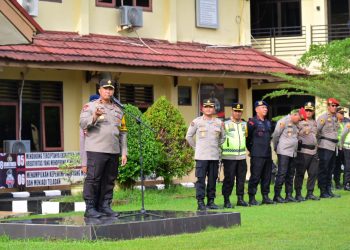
[111,97,163,219]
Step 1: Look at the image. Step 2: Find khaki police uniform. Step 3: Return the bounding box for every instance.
[294,118,319,198]
[272,115,299,200]
[186,105,225,207]
[80,98,127,210]
[317,111,339,196]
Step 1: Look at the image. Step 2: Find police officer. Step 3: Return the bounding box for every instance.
[333,106,348,189]
[80,94,100,174]
[247,100,274,205]
[317,98,340,198]
[80,79,128,218]
[221,103,248,208]
[294,102,320,201]
[339,107,350,191]
[272,109,304,203]
[186,99,225,211]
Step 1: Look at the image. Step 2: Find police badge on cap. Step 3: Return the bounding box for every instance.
[232,103,243,111]
[304,102,315,111]
[203,99,215,107]
[99,79,115,89]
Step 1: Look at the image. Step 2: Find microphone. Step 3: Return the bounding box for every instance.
[110,96,125,109]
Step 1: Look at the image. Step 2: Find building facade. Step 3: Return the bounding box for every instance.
[0,0,309,154]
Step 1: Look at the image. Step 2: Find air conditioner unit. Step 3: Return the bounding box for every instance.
[3,140,31,154]
[119,6,143,28]
[17,0,39,17]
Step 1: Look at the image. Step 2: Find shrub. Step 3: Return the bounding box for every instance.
[117,104,162,189]
[144,96,194,188]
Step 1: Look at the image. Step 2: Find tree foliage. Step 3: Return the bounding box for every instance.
[263,38,350,106]
[117,104,162,189]
[144,96,194,188]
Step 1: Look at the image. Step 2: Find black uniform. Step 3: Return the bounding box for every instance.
[247,117,273,198]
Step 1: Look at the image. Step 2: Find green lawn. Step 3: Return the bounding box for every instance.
[0,184,349,250]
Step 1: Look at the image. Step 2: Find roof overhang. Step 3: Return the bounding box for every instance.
[0,60,285,81]
[0,0,43,45]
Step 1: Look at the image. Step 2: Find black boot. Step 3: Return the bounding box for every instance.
[223,197,233,208]
[327,187,341,198]
[285,193,297,202]
[295,191,305,202]
[207,199,219,209]
[305,191,320,201]
[320,189,331,198]
[98,199,119,217]
[84,200,104,218]
[197,199,206,211]
[236,195,249,207]
[273,193,286,203]
[344,183,350,191]
[262,194,275,205]
[248,194,260,206]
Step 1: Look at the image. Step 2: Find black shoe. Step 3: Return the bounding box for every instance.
[320,192,331,198]
[236,195,249,207]
[262,195,275,205]
[328,189,341,198]
[197,200,207,211]
[305,193,320,201]
[84,200,104,218]
[98,200,119,217]
[273,195,286,203]
[344,184,350,191]
[207,199,219,209]
[223,197,233,208]
[295,194,306,202]
[285,193,297,202]
[248,195,260,206]
[224,201,233,208]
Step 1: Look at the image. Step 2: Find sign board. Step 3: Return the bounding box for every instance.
[0,152,85,189]
[0,153,25,189]
[196,0,219,29]
[25,151,84,187]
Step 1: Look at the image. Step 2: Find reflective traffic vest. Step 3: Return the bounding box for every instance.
[222,120,247,156]
[338,122,344,145]
[343,123,350,149]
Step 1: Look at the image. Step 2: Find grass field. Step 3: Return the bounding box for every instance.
[0,184,349,250]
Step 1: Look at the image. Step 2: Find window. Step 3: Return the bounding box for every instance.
[178,86,192,106]
[97,0,152,11]
[119,84,153,112]
[251,0,301,37]
[224,88,238,107]
[0,80,63,152]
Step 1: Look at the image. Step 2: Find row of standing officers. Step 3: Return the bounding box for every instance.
[186,98,350,210]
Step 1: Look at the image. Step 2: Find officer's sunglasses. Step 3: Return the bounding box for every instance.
[305,109,314,112]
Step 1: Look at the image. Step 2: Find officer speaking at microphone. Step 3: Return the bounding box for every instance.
[186,99,225,211]
[221,103,249,208]
[80,79,128,218]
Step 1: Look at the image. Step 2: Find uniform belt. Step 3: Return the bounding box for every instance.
[320,136,338,143]
[301,144,316,150]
